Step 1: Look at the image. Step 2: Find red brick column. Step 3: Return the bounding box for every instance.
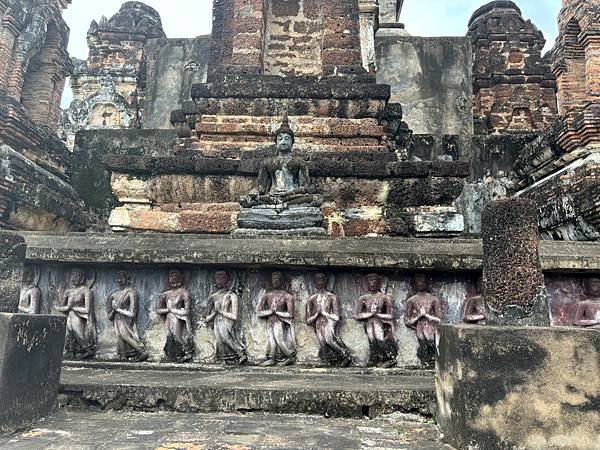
[0,18,19,93]
[322,0,363,74]
[583,34,600,98]
[209,0,265,78]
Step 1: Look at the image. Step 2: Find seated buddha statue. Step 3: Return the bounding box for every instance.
[240,115,322,210]
[236,115,325,236]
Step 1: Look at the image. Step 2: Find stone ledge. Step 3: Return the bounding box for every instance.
[16,232,600,272]
[191,80,390,101]
[102,154,470,180]
[59,365,435,418]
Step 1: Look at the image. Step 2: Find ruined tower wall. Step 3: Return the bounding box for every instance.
[468,1,557,133]
[0,0,86,231]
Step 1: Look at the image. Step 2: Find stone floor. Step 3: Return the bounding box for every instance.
[0,409,453,449]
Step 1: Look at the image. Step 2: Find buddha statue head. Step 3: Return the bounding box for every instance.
[275,114,295,155]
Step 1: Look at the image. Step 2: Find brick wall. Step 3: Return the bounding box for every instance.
[553,0,600,115]
[0,0,72,130]
[468,1,557,133]
[209,0,364,79]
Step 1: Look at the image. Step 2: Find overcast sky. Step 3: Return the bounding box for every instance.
[61,0,561,107]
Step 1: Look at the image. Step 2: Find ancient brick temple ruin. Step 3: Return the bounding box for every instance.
[1,0,600,448]
[0,0,85,230]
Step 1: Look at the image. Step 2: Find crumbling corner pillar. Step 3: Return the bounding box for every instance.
[481,198,550,325]
[0,233,27,313]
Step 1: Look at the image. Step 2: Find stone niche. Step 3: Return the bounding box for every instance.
[437,325,600,449]
[34,263,476,368]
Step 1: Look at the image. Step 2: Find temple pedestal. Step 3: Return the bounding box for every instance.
[235,206,326,237]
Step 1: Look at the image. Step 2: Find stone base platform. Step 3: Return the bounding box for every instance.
[59,362,436,419]
[0,313,66,432]
[235,206,326,236]
[436,324,600,449]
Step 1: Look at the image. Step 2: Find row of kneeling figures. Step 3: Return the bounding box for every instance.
[21,266,600,366]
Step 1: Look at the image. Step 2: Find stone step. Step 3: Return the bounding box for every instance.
[59,363,436,419]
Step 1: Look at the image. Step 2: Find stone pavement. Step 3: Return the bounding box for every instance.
[0,409,453,449]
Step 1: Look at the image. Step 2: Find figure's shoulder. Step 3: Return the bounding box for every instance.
[405,292,417,302]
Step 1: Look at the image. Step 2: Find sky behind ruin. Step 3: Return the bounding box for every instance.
[61,0,561,107]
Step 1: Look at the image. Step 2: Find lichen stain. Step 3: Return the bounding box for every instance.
[474,335,600,449]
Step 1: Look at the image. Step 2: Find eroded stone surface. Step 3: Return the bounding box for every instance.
[0,313,66,433]
[58,364,436,418]
[0,409,451,449]
[436,325,600,450]
[481,198,548,325]
[0,232,26,313]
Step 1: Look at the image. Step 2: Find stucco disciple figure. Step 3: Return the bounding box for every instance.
[19,265,42,315]
[107,270,149,361]
[573,277,600,328]
[404,273,442,366]
[306,273,352,367]
[354,273,398,368]
[206,270,247,365]
[156,269,195,362]
[462,276,486,324]
[59,267,97,360]
[258,271,297,366]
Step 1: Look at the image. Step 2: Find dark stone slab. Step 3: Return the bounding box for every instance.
[0,313,66,432]
[0,232,26,313]
[59,365,436,418]
[482,198,549,325]
[436,324,600,449]
[72,129,177,223]
[237,206,324,231]
[102,153,470,180]
[16,232,600,273]
[191,79,391,101]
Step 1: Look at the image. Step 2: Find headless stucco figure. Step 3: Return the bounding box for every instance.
[107,270,148,362]
[258,271,297,366]
[354,273,398,368]
[573,277,600,328]
[156,269,195,362]
[462,276,486,324]
[59,267,97,360]
[206,270,247,365]
[306,273,352,367]
[405,273,442,366]
[19,265,41,314]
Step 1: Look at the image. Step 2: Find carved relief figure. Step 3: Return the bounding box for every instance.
[354,273,398,368]
[462,276,486,324]
[405,274,442,366]
[573,277,600,328]
[257,271,297,366]
[59,268,97,360]
[206,270,247,365]
[306,273,352,367]
[240,115,322,209]
[156,269,195,362]
[19,265,41,315]
[107,270,148,362]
